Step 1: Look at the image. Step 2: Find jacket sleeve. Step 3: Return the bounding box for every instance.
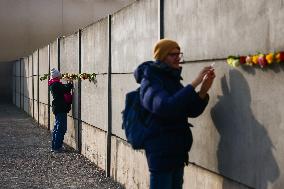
[62,83,73,93]
[140,78,208,119]
[52,82,73,96]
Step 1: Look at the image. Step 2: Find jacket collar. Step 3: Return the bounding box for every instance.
[48,78,61,86]
[152,60,183,80]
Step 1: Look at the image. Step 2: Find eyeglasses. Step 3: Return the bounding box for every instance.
[168,52,183,59]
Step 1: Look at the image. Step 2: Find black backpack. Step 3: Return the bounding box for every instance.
[122,87,151,150]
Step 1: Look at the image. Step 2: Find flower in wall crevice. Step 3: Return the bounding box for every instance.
[40,73,97,83]
[227,51,284,68]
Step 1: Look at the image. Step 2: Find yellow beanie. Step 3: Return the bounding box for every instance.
[153,39,180,61]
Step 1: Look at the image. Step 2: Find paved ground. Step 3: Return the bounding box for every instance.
[0,104,124,189]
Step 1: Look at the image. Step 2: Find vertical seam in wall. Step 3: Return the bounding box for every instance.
[106,14,112,178]
[78,29,82,153]
[159,0,164,39]
[48,45,51,131]
[20,59,22,109]
[57,38,61,72]
[32,55,34,119]
[37,49,40,127]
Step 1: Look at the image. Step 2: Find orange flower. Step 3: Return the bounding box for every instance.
[265,53,274,64]
[275,52,284,63]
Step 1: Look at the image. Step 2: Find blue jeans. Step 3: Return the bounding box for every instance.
[52,113,67,150]
[150,167,184,189]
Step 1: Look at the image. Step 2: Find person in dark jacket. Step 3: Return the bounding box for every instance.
[48,68,73,153]
[134,39,215,189]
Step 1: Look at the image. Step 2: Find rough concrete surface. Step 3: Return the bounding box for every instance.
[0,104,124,189]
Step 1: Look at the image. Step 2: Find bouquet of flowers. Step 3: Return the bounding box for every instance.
[40,73,97,83]
[227,51,284,68]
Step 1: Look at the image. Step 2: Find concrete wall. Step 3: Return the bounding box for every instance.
[163,0,284,188]
[12,0,284,188]
[60,33,79,149]
[38,46,49,128]
[0,62,13,103]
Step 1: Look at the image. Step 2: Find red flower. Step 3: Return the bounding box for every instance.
[280,52,284,62]
[239,56,246,64]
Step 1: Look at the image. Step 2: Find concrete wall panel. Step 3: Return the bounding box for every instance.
[12,76,15,105]
[33,75,38,102]
[50,41,58,71]
[34,100,39,122]
[164,0,284,61]
[20,59,24,108]
[49,40,58,122]
[81,75,107,131]
[111,0,158,73]
[23,76,29,98]
[81,18,108,74]
[111,136,149,189]
[38,75,48,104]
[39,46,49,76]
[29,55,33,77]
[28,77,33,99]
[15,77,20,94]
[60,34,79,119]
[33,51,38,76]
[50,110,55,132]
[39,103,49,129]
[60,34,78,73]
[24,57,29,78]
[81,122,106,170]
[180,62,282,188]
[28,99,33,117]
[183,164,250,189]
[20,59,24,77]
[15,60,20,77]
[24,97,29,114]
[38,47,49,105]
[64,116,78,149]
[15,93,20,108]
[111,74,138,139]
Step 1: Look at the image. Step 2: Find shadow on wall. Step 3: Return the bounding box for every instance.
[211,70,280,189]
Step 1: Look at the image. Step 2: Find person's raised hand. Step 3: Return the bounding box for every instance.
[198,69,215,99]
[191,66,213,88]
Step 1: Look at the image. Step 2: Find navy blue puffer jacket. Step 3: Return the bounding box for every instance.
[134,61,209,172]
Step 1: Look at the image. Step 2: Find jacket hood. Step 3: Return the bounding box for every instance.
[48,78,61,86]
[134,60,182,84]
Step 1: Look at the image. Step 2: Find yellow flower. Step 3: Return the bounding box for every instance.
[252,55,259,64]
[265,53,274,64]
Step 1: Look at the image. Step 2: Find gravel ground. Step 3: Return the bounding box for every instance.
[0,104,124,189]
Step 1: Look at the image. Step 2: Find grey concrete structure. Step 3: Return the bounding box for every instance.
[15,60,21,108]
[60,34,79,119]
[111,0,159,73]
[81,18,108,131]
[60,34,79,149]
[38,47,49,128]
[164,0,284,61]
[11,0,284,188]
[49,41,59,131]
[28,55,34,117]
[163,0,284,188]
[20,59,24,109]
[23,57,29,113]
[111,75,138,139]
[0,62,13,103]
